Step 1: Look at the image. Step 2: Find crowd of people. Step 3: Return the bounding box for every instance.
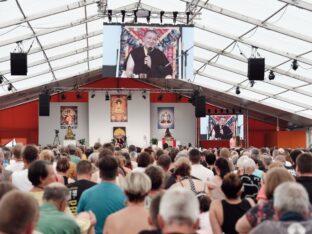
[0,142,311,234]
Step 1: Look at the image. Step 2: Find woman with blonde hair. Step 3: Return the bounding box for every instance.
[236,167,295,234]
[103,172,151,234]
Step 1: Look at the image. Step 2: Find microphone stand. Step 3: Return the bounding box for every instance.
[158,45,194,79]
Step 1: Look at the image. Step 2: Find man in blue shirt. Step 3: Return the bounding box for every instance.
[77,154,126,234]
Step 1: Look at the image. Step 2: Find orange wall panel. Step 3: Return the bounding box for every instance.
[277,131,306,148]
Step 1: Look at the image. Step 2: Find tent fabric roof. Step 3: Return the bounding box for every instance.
[1,0,312,124]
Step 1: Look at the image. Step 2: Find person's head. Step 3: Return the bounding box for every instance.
[221,173,243,199]
[67,144,76,155]
[296,153,312,176]
[159,188,200,231]
[204,151,216,166]
[128,145,136,153]
[155,149,164,160]
[145,165,165,191]
[162,143,169,150]
[173,157,191,178]
[250,148,260,160]
[214,157,231,179]
[121,172,151,203]
[148,192,163,229]
[237,156,256,175]
[264,167,295,200]
[103,143,115,154]
[39,149,54,163]
[157,154,172,172]
[0,191,39,234]
[12,144,23,160]
[219,147,230,159]
[274,182,310,219]
[56,157,70,173]
[98,156,118,180]
[76,160,93,177]
[0,182,16,200]
[219,117,226,125]
[93,142,102,151]
[43,183,69,212]
[197,194,211,213]
[22,145,39,164]
[189,148,201,164]
[28,160,55,187]
[137,152,151,168]
[143,30,158,49]
[168,148,179,162]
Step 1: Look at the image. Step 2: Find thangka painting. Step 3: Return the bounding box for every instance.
[111,95,128,122]
[119,26,181,78]
[60,106,78,129]
[158,107,174,129]
[113,127,126,147]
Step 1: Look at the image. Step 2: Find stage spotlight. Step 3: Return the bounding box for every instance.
[207,109,211,114]
[7,83,13,91]
[61,93,66,100]
[173,11,178,24]
[121,10,126,23]
[105,92,110,101]
[160,11,164,24]
[226,109,229,114]
[0,75,3,84]
[76,92,82,100]
[236,86,241,95]
[232,108,236,114]
[291,59,298,70]
[186,12,191,24]
[133,10,137,23]
[146,11,151,23]
[127,92,132,100]
[91,91,96,99]
[142,90,147,99]
[107,9,112,22]
[268,70,275,80]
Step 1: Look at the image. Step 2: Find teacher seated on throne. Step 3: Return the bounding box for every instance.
[65,126,75,140]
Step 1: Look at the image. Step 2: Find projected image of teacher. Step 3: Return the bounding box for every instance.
[124,30,173,78]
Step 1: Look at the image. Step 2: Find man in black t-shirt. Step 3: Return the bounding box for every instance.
[67,160,96,214]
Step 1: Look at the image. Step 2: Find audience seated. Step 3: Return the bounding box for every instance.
[104,172,151,234]
[11,144,38,191]
[158,188,200,234]
[36,183,81,234]
[67,160,96,215]
[295,153,312,203]
[250,182,312,234]
[236,167,295,233]
[77,155,126,234]
[189,148,214,182]
[210,173,255,234]
[207,157,230,200]
[2,142,312,234]
[0,190,39,234]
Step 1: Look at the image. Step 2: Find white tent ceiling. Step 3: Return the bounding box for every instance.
[1,0,312,122]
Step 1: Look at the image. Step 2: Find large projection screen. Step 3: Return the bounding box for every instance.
[102,23,194,80]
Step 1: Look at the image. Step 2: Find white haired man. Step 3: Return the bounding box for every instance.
[251,182,312,234]
[158,188,200,234]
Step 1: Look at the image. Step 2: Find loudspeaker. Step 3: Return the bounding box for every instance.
[10,53,27,75]
[248,58,265,81]
[195,96,206,118]
[39,94,50,116]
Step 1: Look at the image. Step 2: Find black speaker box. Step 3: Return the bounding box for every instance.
[39,94,50,116]
[11,53,27,75]
[195,96,206,118]
[248,58,265,81]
